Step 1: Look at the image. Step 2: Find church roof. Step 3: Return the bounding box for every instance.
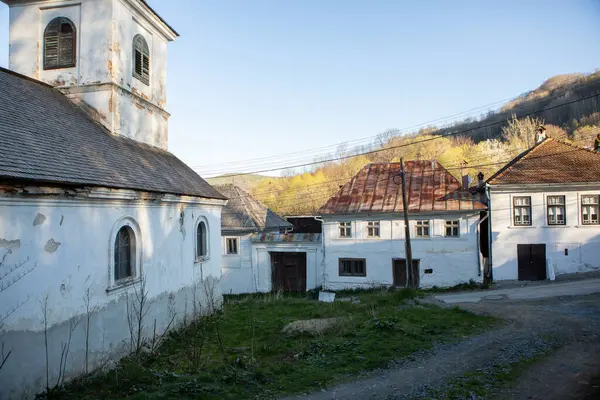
[487,138,600,185]
[0,68,225,200]
[214,184,292,233]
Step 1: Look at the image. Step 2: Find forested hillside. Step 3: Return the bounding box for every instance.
[250,71,600,216]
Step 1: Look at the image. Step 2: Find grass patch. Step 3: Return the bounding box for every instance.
[422,279,489,294]
[52,289,495,399]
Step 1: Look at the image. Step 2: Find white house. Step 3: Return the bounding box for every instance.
[0,1,226,398]
[319,161,488,290]
[216,185,323,294]
[487,138,600,281]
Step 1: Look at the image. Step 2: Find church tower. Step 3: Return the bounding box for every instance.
[2,0,178,149]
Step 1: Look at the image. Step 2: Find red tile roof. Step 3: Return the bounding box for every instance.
[319,161,486,215]
[487,138,600,185]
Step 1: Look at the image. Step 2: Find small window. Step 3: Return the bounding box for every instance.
[114,226,135,281]
[582,195,599,225]
[339,222,352,238]
[133,34,150,85]
[416,220,430,237]
[226,238,238,255]
[196,221,208,260]
[513,196,532,226]
[367,221,380,237]
[547,195,566,225]
[339,258,366,277]
[44,17,76,70]
[445,220,460,237]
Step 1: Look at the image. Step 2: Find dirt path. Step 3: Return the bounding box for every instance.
[283,293,600,400]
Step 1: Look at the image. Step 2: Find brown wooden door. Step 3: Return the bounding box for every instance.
[271,252,307,292]
[393,259,420,288]
[517,244,547,281]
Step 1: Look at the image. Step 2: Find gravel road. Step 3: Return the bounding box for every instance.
[282,292,600,400]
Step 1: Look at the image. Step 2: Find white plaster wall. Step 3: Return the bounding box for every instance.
[220,236,323,294]
[0,191,224,398]
[322,213,482,290]
[220,234,255,295]
[489,186,600,281]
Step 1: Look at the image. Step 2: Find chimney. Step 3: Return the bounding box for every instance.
[536,125,547,144]
[477,172,485,187]
[462,175,473,190]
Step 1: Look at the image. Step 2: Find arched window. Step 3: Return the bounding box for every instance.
[114,226,136,281]
[44,17,76,70]
[196,220,208,260]
[133,34,150,85]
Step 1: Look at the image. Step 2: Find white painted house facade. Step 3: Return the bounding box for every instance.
[216,185,323,294]
[0,1,226,398]
[487,138,600,281]
[319,162,488,290]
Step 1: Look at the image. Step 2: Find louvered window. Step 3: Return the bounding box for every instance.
[44,17,76,70]
[133,34,150,85]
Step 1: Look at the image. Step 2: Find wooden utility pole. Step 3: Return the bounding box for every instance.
[400,158,413,288]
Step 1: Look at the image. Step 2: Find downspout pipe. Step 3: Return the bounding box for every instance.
[486,185,494,284]
[313,216,327,290]
[476,211,489,278]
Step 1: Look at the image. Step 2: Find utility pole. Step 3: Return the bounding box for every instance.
[399,158,413,288]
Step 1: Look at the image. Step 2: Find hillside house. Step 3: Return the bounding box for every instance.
[487,138,600,281]
[216,185,323,294]
[319,161,488,290]
[0,1,225,397]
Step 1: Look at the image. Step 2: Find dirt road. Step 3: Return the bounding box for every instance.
[284,285,600,400]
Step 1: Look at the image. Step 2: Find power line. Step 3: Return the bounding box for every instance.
[203,92,600,179]
[193,74,596,176]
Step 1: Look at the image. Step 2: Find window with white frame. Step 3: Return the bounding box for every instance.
[226,237,238,255]
[339,222,352,238]
[367,221,380,237]
[195,218,209,261]
[445,220,460,237]
[582,195,599,225]
[513,196,532,226]
[547,195,566,225]
[415,220,430,237]
[108,217,142,291]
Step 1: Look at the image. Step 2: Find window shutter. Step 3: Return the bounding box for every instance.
[58,23,75,67]
[133,35,150,85]
[44,20,60,69]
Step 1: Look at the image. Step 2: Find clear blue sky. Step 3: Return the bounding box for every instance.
[1,1,599,177]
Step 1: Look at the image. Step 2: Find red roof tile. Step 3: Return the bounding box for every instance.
[487,138,600,185]
[319,161,486,215]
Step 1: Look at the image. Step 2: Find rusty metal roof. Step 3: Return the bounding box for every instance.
[249,232,322,243]
[319,161,486,215]
[487,138,600,185]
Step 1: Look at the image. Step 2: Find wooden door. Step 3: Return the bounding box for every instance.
[271,252,307,292]
[393,259,420,288]
[517,244,547,281]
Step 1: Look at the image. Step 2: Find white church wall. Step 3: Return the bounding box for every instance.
[0,188,225,399]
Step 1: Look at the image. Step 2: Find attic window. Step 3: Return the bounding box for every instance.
[133,34,150,85]
[43,17,76,70]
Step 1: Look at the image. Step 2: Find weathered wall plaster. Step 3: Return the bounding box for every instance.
[0,190,224,399]
[7,0,173,149]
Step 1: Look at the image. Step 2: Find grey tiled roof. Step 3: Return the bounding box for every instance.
[0,68,225,200]
[214,184,292,233]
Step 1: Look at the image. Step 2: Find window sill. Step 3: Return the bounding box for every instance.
[194,256,211,264]
[338,275,367,278]
[575,225,600,228]
[506,226,535,229]
[106,277,142,295]
[541,225,571,228]
[223,253,239,257]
